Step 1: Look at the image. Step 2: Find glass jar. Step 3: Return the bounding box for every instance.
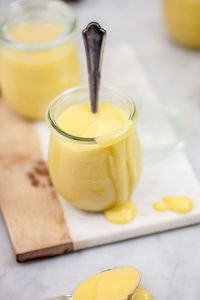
[164,0,200,48]
[0,0,81,119]
[46,86,142,212]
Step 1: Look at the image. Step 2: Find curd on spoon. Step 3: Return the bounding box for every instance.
[72,267,153,300]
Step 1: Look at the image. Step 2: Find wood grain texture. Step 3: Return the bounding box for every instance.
[0,100,73,262]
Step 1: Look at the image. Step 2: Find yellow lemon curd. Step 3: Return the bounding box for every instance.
[153,196,193,213]
[73,267,153,300]
[0,22,81,119]
[164,0,200,47]
[48,101,142,224]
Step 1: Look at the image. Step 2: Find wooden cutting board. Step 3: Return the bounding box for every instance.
[1,46,200,263]
[0,101,73,262]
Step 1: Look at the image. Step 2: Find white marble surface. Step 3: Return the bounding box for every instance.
[36,45,200,253]
[1,0,200,299]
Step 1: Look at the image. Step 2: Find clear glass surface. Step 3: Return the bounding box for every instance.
[136,102,189,158]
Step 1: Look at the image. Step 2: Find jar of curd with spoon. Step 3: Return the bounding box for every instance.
[46,86,142,224]
[0,0,81,119]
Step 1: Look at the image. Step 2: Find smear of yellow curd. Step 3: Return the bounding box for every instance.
[72,267,153,300]
[48,102,142,223]
[0,21,81,119]
[153,196,193,213]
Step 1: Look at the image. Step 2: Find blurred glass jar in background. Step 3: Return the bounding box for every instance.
[0,0,81,120]
[164,0,200,48]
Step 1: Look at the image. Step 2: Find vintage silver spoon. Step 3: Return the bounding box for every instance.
[82,22,106,113]
[45,282,141,300]
[45,296,72,300]
[45,269,141,300]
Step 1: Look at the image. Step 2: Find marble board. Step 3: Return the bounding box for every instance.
[36,45,200,252]
[1,45,200,262]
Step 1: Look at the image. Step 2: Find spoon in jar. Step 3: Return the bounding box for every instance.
[82,22,106,113]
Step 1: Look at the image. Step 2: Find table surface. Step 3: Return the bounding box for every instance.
[1,0,200,299]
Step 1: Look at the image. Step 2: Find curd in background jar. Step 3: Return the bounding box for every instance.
[46,86,142,219]
[164,0,200,48]
[0,0,81,119]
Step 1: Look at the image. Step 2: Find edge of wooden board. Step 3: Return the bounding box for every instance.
[0,101,74,262]
[16,243,73,263]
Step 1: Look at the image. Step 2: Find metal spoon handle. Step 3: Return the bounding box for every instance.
[45,295,72,300]
[82,22,106,113]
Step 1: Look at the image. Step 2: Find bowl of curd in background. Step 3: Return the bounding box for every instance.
[164,0,200,48]
[0,0,81,119]
[46,86,142,224]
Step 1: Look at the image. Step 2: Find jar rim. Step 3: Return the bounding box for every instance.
[0,0,77,51]
[46,85,137,144]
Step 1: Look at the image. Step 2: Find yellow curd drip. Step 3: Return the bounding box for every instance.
[130,286,153,300]
[104,199,137,224]
[72,267,153,300]
[153,196,193,213]
[48,102,142,223]
[0,22,81,119]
